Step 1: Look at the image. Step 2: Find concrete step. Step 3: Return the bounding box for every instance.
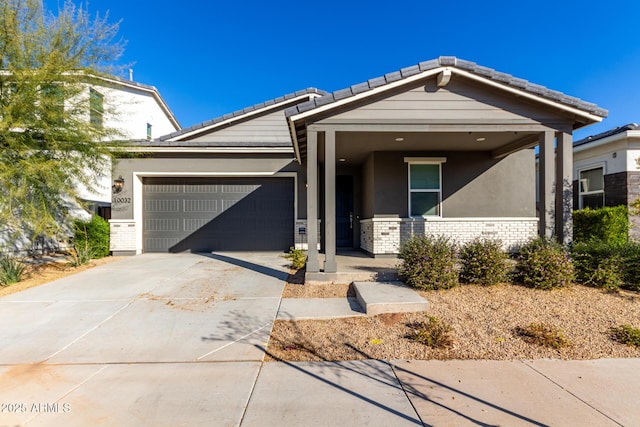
[353,281,429,315]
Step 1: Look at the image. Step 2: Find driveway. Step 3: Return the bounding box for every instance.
[0,252,289,426]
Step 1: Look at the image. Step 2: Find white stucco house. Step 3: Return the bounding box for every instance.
[76,75,180,218]
[573,124,640,210]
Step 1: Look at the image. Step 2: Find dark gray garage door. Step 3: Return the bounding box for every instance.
[143,177,294,252]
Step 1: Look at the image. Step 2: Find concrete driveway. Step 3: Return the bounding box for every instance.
[1,253,638,426]
[0,252,289,426]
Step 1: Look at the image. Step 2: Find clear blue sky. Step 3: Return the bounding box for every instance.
[88,0,639,140]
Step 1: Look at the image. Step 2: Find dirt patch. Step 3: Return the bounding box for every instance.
[0,256,121,298]
[267,282,640,362]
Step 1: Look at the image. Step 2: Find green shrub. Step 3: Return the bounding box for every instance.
[620,244,640,291]
[459,238,509,285]
[515,323,571,349]
[68,242,94,267]
[282,247,306,270]
[0,256,26,286]
[573,206,628,245]
[571,241,640,291]
[407,316,453,348]
[398,235,458,290]
[515,238,573,289]
[571,241,624,291]
[73,215,110,259]
[610,325,640,347]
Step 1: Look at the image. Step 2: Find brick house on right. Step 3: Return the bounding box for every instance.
[573,124,640,210]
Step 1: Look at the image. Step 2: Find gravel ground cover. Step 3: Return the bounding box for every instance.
[268,280,640,362]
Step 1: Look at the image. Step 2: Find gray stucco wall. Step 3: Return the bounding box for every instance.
[363,149,535,218]
[111,154,303,219]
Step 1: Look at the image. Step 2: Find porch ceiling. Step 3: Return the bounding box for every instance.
[319,131,538,164]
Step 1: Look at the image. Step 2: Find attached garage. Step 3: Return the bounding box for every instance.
[142,177,294,253]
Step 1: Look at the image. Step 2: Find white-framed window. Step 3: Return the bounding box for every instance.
[579,165,604,209]
[146,123,152,140]
[89,88,104,129]
[404,157,446,217]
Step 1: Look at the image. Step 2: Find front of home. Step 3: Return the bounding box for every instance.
[109,57,606,280]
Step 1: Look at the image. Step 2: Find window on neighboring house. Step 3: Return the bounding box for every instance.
[89,88,104,128]
[579,166,604,209]
[42,84,64,124]
[146,123,152,140]
[406,157,446,217]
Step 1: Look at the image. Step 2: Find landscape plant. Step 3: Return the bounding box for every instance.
[515,323,571,349]
[571,241,640,291]
[283,247,306,270]
[398,235,458,290]
[407,316,453,348]
[0,256,26,286]
[515,238,573,289]
[573,206,628,245]
[609,325,640,347]
[0,0,126,248]
[73,215,110,259]
[459,238,508,285]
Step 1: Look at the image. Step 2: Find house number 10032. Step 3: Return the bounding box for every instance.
[113,197,131,204]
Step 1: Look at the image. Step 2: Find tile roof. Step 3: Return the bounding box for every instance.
[158,88,327,141]
[284,56,608,119]
[574,123,640,147]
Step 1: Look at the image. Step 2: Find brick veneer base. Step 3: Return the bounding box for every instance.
[109,220,137,252]
[360,218,538,255]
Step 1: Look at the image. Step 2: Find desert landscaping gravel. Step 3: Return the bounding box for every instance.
[267,282,640,362]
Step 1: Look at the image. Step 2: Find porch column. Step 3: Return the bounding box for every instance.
[538,131,555,239]
[556,132,573,244]
[306,129,319,273]
[324,129,337,273]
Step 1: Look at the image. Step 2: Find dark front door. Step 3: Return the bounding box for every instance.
[336,175,354,247]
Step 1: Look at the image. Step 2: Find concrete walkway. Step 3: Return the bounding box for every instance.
[0,254,637,426]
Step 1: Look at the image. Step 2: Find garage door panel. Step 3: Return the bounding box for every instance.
[143,177,294,252]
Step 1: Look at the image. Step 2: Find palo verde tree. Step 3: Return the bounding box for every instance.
[0,0,126,249]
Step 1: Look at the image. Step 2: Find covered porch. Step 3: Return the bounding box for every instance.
[284,57,606,282]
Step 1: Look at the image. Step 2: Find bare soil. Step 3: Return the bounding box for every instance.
[0,255,120,298]
[268,280,640,362]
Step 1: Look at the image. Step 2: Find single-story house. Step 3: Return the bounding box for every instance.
[109,56,606,280]
[573,123,640,209]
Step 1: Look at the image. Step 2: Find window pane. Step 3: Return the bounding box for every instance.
[411,192,439,216]
[582,193,604,209]
[410,164,440,189]
[580,168,603,192]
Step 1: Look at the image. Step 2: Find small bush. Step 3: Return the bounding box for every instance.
[407,316,453,348]
[610,325,640,347]
[571,241,640,291]
[0,256,26,286]
[573,206,628,245]
[282,247,306,270]
[68,242,94,267]
[515,323,571,349]
[571,241,624,291]
[73,215,110,259]
[399,235,458,290]
[459,238,509,285]
[515,238,573,289]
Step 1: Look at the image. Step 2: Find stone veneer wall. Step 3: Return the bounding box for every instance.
[361,218,538,255]
[109,220,137,253]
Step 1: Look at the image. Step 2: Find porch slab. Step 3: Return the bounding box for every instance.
[306,251,399,284]
[277,297,366,320]
[353,281,429,315]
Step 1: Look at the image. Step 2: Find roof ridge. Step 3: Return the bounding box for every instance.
[284,56,608,119]
[158,87,327,141]
[574,123,640,146]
